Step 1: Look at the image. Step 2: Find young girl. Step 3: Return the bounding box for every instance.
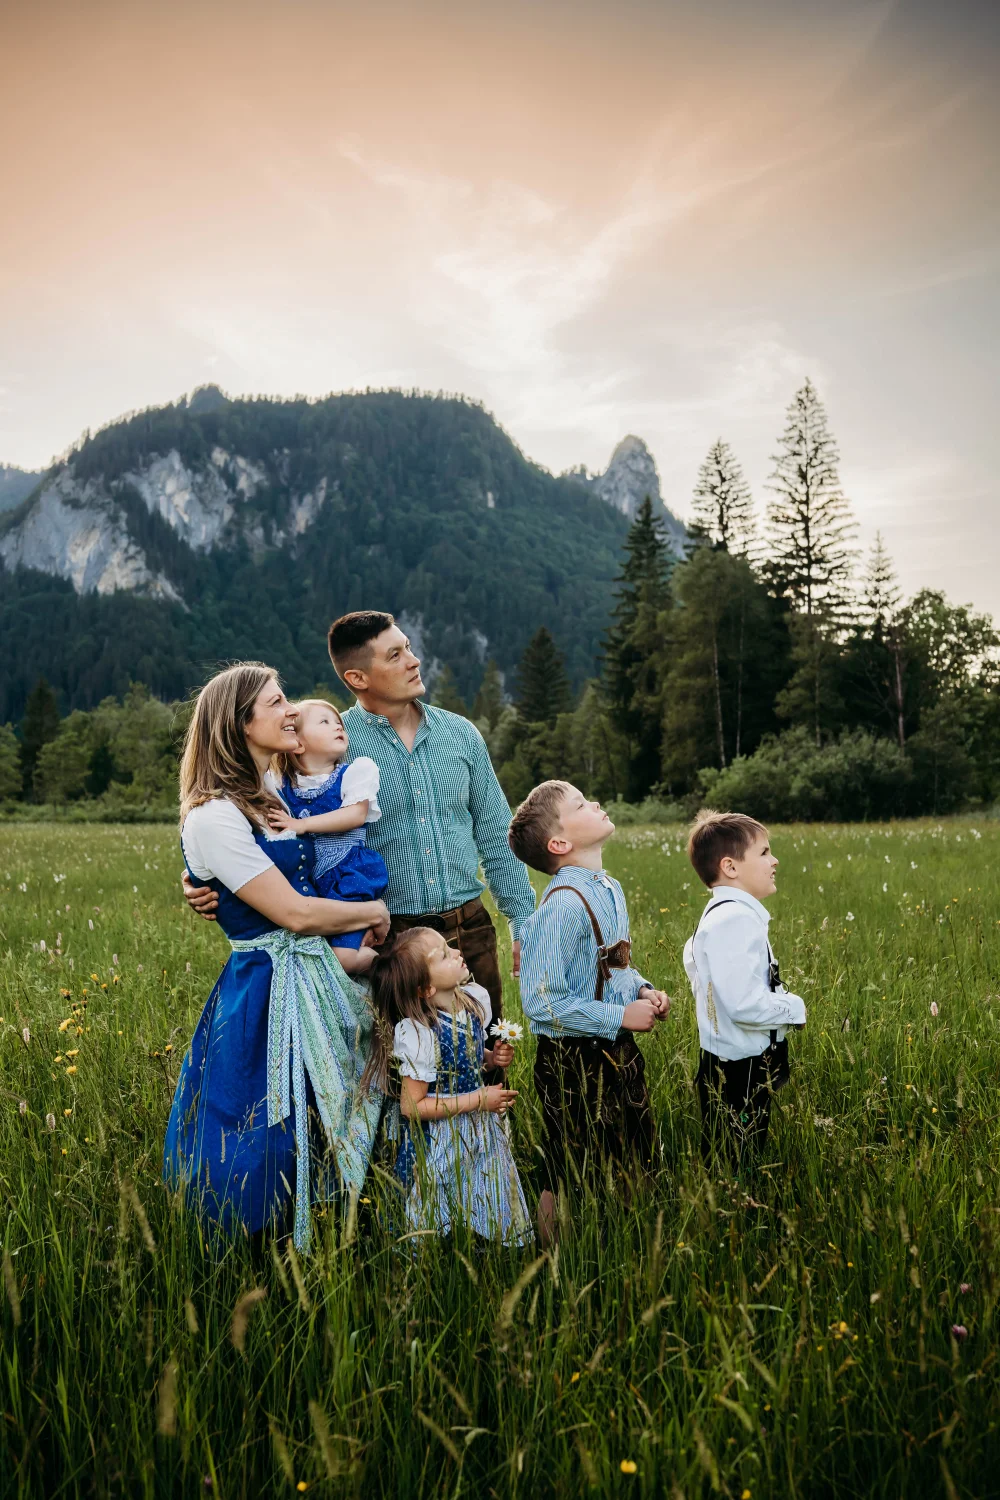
[368,928,533,1247]
[267,699,389,976]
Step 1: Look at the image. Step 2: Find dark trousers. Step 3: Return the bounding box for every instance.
[696,1044,787,1166]
[390,898,504,1081]
[534,1032,654,1194]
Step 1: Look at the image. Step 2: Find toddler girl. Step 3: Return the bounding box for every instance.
[268,699,388,976]
[367,927,533,1247]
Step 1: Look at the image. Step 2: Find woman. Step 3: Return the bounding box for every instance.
[164,662,390,1253]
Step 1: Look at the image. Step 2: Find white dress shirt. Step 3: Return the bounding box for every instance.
[683,886,806,1061]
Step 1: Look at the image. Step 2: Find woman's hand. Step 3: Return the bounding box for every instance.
[478,1085,518,1115]
[483,1042,515,1070]
[368,902,391,943]
[266,807,297,833]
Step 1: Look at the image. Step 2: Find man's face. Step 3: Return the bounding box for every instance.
[349,626,424,704]
[550,784,615,858]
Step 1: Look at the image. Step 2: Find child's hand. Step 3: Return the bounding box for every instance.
[622,995,658,1032]
[639,985,671,1020]
[478,1085,518,1115]
[267,807,297,833]
[484,1042,515,1070]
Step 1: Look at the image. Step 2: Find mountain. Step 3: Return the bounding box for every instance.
[0,464,44,515]
[565,435,688,556]
[0,390,664,722]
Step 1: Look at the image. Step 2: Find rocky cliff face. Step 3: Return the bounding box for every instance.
[0,445,330,601]
[576,435,688,556]
[0,464,43,515]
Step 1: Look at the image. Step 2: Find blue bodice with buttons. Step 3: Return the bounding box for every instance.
[199,829,319,942]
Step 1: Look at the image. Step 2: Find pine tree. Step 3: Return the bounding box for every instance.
[863,531,902,638]
[515,628,571,726]
[19,676,60,799]
[431,665,469,717]
[0,722,21,801]
[765,380,858,623]
[602,495,674,799]
[472,660,506,729]
[691,440,756,555]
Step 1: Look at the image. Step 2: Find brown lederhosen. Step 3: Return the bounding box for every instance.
[533,885,654,1192]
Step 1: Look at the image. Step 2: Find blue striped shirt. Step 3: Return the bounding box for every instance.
[518,865,650,1039]
[340,702,536,936]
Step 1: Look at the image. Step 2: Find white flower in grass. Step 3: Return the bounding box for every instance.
[882,883,888,893]
[930,1001,939,1017]
[846,912,855,921]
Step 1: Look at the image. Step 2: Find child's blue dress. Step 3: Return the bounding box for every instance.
[164,821,382,1252]
[280,760,389,950]
[392,985,533,1246]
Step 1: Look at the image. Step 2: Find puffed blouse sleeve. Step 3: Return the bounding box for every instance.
[181,799,275,891]
[339,756,382,823]
[393,1018,437,1082]
[463,983,492,1035]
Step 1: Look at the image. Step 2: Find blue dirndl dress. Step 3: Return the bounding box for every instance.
[393,1002,533,1247]
[280,767,388,951]
[163,827,382,1252]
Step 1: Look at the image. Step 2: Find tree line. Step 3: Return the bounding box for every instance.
[2,380,997,822]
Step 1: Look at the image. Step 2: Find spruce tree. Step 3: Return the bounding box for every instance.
[691,439,756,555]
[472,660,506,729]
[602,495,674,799]
[0,723,21,801]
[431,665,468,717]
[765,380,858,623]
[19,676,60,798]
[515,628,571,726]
[863,531,902,638]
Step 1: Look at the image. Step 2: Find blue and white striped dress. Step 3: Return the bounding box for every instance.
[392,984,533,1246]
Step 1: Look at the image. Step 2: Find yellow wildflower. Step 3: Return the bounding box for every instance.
[63,1108,72,1116]
[570,1372,580,1384]
[58,1018,73,1032]
[620,1461,637,1475]
[66,1065,77,1075]
[66,1049,79,1058]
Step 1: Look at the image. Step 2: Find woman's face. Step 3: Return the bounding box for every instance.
[422,934,470,997]
[244,677,301,760]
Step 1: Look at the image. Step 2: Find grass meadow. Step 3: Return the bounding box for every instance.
[1,820,999,1499]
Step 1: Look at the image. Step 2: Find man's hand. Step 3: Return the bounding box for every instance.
[182,871,219,921]
[266,807,297,833]
[622,994,658,1033]
[639,986,671,1020]
[512,939,521,978]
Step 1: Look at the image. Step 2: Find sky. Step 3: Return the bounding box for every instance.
[2,0,998,616]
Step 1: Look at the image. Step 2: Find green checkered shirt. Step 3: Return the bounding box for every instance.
[340,702,536,937]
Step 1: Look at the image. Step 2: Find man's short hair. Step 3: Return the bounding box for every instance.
[508,779,572,874]
[687,808,768,887]
[327,611,395,681]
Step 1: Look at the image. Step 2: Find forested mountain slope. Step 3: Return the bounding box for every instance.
[0,390,681,719]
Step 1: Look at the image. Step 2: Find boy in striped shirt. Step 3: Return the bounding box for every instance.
[510,780,670,1243]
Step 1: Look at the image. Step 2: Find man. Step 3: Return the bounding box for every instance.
[184,612,536,1060]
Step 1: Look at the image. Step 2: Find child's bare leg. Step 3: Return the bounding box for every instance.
[537,1188,557,1247]
[333,945,375,976]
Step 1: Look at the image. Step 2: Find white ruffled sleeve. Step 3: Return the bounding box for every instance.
[393,1019,437,1082]
[181,799,276,891]
[339,756,382,823]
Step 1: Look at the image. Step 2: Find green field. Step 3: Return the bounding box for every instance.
[1,821,998,1498]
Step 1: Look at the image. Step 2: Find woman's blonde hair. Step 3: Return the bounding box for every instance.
[272,698,346,784]
[179,662,286,829]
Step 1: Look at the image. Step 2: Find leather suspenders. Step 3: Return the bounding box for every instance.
[542,884,632,1005]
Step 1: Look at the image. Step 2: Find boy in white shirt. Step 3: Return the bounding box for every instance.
[682,809,806,1165]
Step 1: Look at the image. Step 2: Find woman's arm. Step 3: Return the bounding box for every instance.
[267,802,369,835]
[399,1076,518,1120]
[237,865,390,940]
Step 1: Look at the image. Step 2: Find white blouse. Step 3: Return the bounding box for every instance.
[393,984,493,1082]
[181,795,295,892]
[284,758,382,823]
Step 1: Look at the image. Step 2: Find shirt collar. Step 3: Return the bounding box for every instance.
[547,864,613,890]
[707,884,770,924]
[352,698,428,737]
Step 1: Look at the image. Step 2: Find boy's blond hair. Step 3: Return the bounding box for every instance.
[508,779,572,874]
[687,808,768,887]
[272,698,345,782]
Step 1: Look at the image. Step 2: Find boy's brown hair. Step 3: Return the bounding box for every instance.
[508,779,572,874]
[687,808,768,887]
